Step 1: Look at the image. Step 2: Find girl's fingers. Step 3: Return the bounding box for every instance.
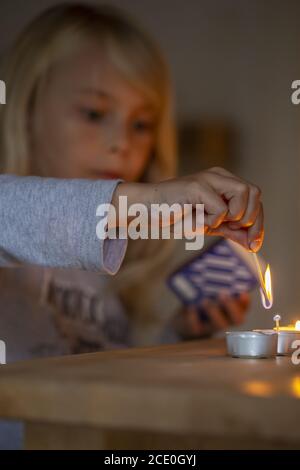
[206,171,250,223]
[197,185,228,229]
[207,167,236,178]
[206,168,262,233]
[218,293,249,326]
[181,292,250,337]
[186,307,205,336]
[201,299,229,330]
[207,203,263,252]
[247,202,264,252]
[177,306,207,338]
[238,291,251,309]
[228,184,261,230]
[206,222,249,250]
[157,168,263,245]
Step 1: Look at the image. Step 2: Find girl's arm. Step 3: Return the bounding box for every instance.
[0,175,127,274]
[0,167,263,272]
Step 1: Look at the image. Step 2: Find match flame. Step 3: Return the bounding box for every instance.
[260,264,273,309]
[295,321,300,331]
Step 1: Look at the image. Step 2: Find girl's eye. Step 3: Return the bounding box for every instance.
[80,108,105,123]
[132,119,154,133]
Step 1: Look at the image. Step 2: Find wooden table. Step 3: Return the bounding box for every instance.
[0,338,300,449]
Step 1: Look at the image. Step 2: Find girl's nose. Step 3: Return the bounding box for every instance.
[109,124,130,156]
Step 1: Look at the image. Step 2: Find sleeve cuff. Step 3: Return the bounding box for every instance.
[102,237,128,275]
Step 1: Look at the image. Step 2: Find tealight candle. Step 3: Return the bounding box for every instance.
[254,316,300,356]
[226,331,278,358]
[274,319,300,355]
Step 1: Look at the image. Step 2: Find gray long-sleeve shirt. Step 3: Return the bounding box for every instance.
[0,175,127,273]
[0,175,130,449]
[0,175,180,358]
[0,175,179,450]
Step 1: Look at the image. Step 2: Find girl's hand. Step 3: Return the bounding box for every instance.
[112,167,264,252]
[154,167,263,252]
[173,292,250,339]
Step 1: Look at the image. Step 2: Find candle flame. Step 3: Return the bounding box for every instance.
[260,264,273,309]
[295,321,300,331]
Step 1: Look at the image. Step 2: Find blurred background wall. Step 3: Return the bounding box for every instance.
[0,0,299,329]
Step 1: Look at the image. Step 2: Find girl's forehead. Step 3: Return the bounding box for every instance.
[48,42,156,110]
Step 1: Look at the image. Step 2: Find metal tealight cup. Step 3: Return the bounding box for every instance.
[226,331,278,358]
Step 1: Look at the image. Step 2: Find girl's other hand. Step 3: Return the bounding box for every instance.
[173,292,250,339]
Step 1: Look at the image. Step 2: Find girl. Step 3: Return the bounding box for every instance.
[0,3,263,358]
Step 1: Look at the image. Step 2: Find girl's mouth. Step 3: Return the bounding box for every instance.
[92,171,123,180]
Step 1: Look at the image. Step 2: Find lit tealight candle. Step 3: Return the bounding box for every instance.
[272,316,300,355]
[253,315,300,356]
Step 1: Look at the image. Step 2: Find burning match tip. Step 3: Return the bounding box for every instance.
[254,253,273,309]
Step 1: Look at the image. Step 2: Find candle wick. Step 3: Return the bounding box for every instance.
[273,314,281,333]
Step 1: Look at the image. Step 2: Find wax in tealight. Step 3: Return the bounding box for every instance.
[273,322,300,332]
[276,326,298,331]
[272,316,300,333]
[253,318,300,356]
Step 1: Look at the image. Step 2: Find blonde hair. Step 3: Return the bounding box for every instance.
[0,3,177,323]
[0,3,176,178]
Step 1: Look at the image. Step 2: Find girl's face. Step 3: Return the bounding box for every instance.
[30,40,157,181]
